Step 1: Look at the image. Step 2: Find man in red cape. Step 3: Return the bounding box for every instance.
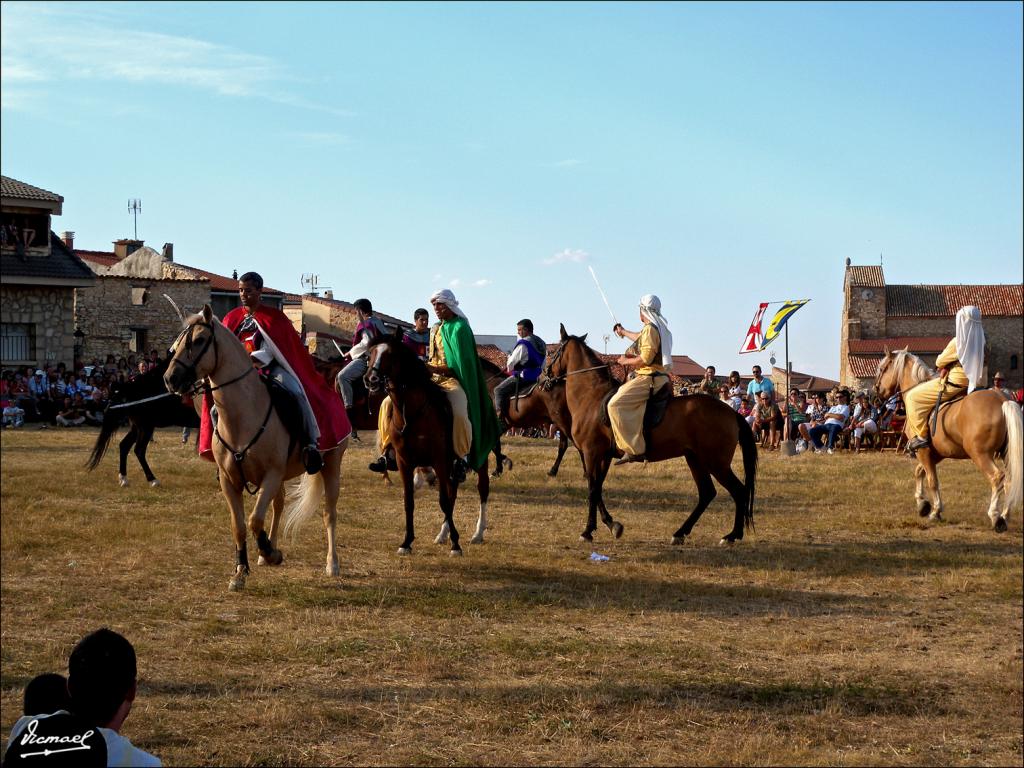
[198,272,350,473]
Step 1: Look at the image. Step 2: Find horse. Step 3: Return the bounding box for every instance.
[163,306,348,590]
[86,358,200,488]
[873,348,1023,531]
[313,356,385,440]
[364,335,492,555]
[545,325,758,545]
[499,372,576,477]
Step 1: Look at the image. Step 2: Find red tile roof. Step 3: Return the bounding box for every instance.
[846,265,885,288]
[771,366,839,393]
[669,355,706,378]
[1,175,63,203]
[848,336,949,354]
[848,356,881,379]
[886,284,1023,317]
[75,250,122,268]
[476,344,508,371]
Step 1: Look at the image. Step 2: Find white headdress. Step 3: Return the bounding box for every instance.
[639,294,673,367]
[429,289,467,320]
[954,305,985,393]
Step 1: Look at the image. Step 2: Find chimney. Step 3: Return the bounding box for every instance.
[113,238,144,260]
[161,243,174,262]
[62,231,75,250]
[324,290,333,300]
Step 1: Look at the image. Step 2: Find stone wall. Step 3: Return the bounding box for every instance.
[74,277,210,361]
[0,285,75,367]
[303,298,361,341]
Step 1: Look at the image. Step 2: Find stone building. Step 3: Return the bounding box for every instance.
[1,176,95,369]
[770,367,839,398]
[300,292,409,359]
[840,260,1024,392]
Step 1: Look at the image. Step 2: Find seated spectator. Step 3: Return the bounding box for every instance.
[798,393,827,444]
[23,673,72,716]
[849,392,879,452]
[718,384,734,408]
[4,628,162,767]
[85,388,107,426]
[10,372,39,421]
[808,390,850,454]
[726,370,744,410]
[991,372,1013,400]
[786,389,809,446]
[737,395,753,423]
[696,366,720,396]
[752,391,782,449]
[56,396,85,427]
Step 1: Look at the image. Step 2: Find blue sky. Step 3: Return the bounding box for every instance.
[3,1,1021,376]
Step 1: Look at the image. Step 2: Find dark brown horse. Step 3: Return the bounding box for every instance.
[874,348,1023,530]
[545,325,757,544]
[365,336,492,555]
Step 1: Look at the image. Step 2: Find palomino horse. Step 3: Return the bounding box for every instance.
[365,335,491,555]
[86,357,200,487]
[873,348,1023,531]
[545,325,758,544]
[164,306,348,590]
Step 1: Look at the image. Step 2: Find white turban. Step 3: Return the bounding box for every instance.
[954,305,985,393]
[430,288,467,320]
[639,294,673,367]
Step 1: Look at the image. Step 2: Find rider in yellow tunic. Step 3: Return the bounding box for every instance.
[608,294,673,463]
[903,305,986,454]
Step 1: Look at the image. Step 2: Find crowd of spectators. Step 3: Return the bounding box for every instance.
[1,351,163,430]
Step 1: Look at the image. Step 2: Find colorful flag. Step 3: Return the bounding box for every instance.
[738,303,769,354]
[760,300,810,350]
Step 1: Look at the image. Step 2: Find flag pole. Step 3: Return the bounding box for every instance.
[781,322,796,456]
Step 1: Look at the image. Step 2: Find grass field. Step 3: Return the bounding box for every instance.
[1,427,1021,766]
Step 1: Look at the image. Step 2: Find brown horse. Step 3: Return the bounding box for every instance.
[365,336,492,555]
[545,325,757,544]
[873,348,1023,531]
[164,306,348,590]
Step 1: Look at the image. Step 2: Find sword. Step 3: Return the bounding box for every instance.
[588,265,619,328]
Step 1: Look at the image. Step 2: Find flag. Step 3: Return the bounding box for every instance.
[738,303,769,354]
[760,300,810,350]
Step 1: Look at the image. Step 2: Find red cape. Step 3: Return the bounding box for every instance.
[198,305,350,462]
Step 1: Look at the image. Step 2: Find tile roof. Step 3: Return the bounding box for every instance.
[75,250,122,268]
[670,355,706,378]
[301,294,410,329]
[848,336,949,354]
[771,366,839,392]
[846,265,885,287]
[886,284,1023,317]
[1,175,63,204]
[476,344,508,371]
[848,355,881,379]
[0,231,95,283]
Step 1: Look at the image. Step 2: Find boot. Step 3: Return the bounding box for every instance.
[369,449,398,473]
[302,444,323,474]
[906,435,930,455]
[451,457,468,485]
[614,452,646,466]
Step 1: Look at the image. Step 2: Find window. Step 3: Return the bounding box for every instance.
[1012,354,1019,371]
[131,286,150,306]
[1,323,35,361]
[129,328,147,354]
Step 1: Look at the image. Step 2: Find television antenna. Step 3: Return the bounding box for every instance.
[602,333,610,354]
[128,199,142,239]
[300,273,332,296]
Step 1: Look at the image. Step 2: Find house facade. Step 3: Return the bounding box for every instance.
[1,176,95,368]
[840,261,1024,392]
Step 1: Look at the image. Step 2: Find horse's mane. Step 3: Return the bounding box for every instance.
[478,357,505,377]
[893,349,935,385]
[382,337,451,415]
[568,336,619,386]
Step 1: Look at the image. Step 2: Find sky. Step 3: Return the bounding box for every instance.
[2,1,1021,377]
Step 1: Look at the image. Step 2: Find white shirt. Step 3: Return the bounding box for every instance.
[6,712,162,767]
[825,404,850,425]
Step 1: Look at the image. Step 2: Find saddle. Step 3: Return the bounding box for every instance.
[600,377,674,432]
[510,381,539,401]
[259,371,303,454]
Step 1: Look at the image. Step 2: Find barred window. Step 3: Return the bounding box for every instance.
[1,323,35,362]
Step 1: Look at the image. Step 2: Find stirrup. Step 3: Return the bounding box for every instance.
[614,453,646,466]
[905,436,930,455]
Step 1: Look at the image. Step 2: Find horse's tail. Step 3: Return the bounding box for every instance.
[1002,400,1023,512]
[85,408,121,471]
[283,471,325,538]
[735,410,758,531]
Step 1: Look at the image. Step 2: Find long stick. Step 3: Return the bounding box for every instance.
[588,266,619,326]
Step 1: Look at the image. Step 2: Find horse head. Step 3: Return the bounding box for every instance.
[546,325,590,381]
[164,305,220,395]
[365,336,422,394]
[873,345,911,400]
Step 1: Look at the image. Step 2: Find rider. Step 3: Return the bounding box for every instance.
[368,308,431,473]
[608,294,673,464]
[217,272,350,474]
[492,318,547,432]
[903,305,985,454]
[336,298,387,424]
[424,289,500,483]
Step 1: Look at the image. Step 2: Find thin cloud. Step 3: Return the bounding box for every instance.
[449,278,462,288]
[543,248,588,266]
[472,279,492,287]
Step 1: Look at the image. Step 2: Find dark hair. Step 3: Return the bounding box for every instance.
[354,298,373,314]
[517,319,534,333]
[238,271,263,289]
[413,308,429,320]
[24,673,71,716]
[706,365,716,373]
[68,629,137,726]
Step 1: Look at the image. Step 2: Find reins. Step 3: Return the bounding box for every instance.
[214,397,275,496]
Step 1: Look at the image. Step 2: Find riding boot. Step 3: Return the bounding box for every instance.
[906,435,930,455]
[451,457,468,485]
[614,452,646,466]
[302,444,323,474]
[369,447,398,473]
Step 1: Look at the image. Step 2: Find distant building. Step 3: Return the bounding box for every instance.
[770,366,839,399]
[840,261,1023,392]
[1,176,95,368]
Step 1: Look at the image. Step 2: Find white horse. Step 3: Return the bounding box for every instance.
[164,306,348,590]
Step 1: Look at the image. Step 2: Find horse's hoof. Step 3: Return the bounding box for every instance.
[917,500,931,517]
[612,522,624,539]
[397,547,412,556]
[261,549,283,566]
[671,535,685,546]
[994,517,1008,533]
[228,576,246,591]
[928,511,943,522]
[547,469,558,477]
[149,479,160,488]
[470,534,484,545]
[326,562,340,576]
[434,533,449,545]
[719,537,736,547]
[449,549,463,557]
[118,475,128,488]
[579,532,593,543]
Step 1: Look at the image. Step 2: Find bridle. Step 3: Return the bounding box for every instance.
[542,337,608,387]
[365,342,430,436]
[169,321,254,397]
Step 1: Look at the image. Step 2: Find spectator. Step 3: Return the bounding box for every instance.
[104,354,118,376]
[786,389,809,447]
[718,384,733,407]
[56,396,85,427]
[737,395,753,421]
[752,391,781,449]
[746,365,774,403]
[991,372,1013,400]
[10,372,39,421]
[798,392,827,445]
[696,365,720,397]
[848,392,880,452]
[4,628,162,767]
[808,390,850,454]
[726,371,743,410]
[84,388,107,426]
[23,673,71,716]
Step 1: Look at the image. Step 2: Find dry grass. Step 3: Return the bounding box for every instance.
[1,427,1021,766]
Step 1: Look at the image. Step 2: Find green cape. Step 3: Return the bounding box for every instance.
[440,316,500,470]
